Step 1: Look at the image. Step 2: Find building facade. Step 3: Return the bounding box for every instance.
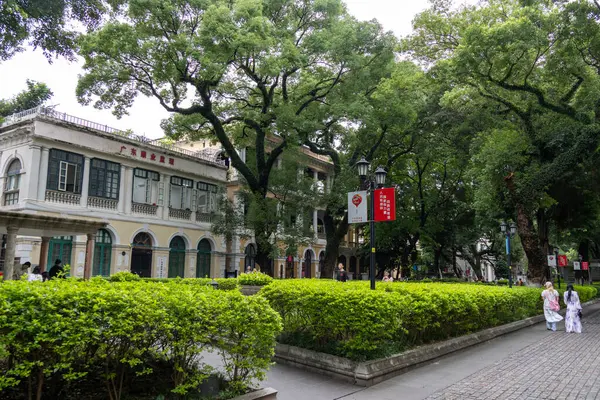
[0,107,228,279]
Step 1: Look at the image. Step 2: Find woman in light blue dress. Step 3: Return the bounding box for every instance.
[564,284,582,333]
[541,282,563,331]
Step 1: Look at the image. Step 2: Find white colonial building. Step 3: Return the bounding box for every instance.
[0,107,230,279]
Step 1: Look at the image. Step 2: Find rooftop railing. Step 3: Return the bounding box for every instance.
[1,106,226,167]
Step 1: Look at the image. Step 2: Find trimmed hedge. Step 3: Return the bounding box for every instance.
[0,279,281,399]
[259,280,596,361]
[238,272,273,286]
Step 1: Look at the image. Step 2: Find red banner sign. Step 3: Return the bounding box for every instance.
[582,262,589,271]
[558,255,568,267]
[374,188,396,222]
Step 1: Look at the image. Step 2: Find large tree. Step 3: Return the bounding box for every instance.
[77,0,395,274]
[0,0,123,61]
[0,80,53,123]
[406,0,600,283]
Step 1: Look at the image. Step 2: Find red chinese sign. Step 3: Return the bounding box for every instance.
[120,146,175,166]
[374,188,396,222]
[582,262,589,271]
[558,255,568,267]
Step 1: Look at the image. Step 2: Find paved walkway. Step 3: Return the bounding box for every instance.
[263,301,600,400]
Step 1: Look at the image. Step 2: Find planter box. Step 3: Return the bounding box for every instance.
[240,285,263,296]
[231,387,277,400]
[275,314,549,387]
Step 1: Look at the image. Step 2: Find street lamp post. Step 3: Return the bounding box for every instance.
[554,247,561,289]
[500,221,517,288]
[357,158,387,291]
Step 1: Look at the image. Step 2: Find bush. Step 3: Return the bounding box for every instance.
[259,280,546,361]
[108,271,140,282]
[557,285,597,304]
[238,271,273,286]
[0,279,281,399]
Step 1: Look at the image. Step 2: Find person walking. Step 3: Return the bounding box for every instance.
[27,266,43,282]
[541,281,563,331]
[382,271,394,282]
[564,284,583,333]
[336,263,347,282]
[48,259,65,279]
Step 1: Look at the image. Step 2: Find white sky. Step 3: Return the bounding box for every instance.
[0,0,434,139]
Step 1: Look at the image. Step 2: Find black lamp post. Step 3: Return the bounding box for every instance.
[554,246,561,289]
[357,157,387,291]
[500,221,517,288]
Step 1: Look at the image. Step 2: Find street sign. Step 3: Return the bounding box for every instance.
[558,255,568,267]
[574,261,581,271]
[582,262,589,271]
[374,188,396,222]
[547,255,557,267]
[348,191,368,223]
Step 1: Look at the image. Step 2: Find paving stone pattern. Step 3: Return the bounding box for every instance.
[426,313,600,400]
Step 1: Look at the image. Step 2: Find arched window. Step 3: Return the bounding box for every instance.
[131,232,153,277]
[4,159,22,205]
[303,250,312,278]
[196,239,212,278]
[319,252,325,276]
[93,229,112,276]
[168,236,186,278]
[244,244,256,271]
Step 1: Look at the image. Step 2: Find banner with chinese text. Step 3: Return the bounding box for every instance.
[348,191,368,223]
[374,188,396,222]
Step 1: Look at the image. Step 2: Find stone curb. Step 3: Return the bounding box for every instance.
[274,298,600,387]
[231,387,278,400]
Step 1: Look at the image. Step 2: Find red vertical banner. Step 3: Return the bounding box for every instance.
[558,255,568,267]
[374,188,396,222]
[582,262,589,271]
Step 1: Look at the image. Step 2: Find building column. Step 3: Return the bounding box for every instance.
[80,156,91,207]
[313,210,318,239]
[26,145,42,201]
[4,226,19,280]
[124,167,133,214]
[37,147,50,200]
[83,233,95,280]
[118,165,127,213]
[39,236,51,272]
[161,174,171,220]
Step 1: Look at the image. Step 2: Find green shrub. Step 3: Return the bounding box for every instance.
[259,280,544,361]
[108,271,141,282]
[215,278,240,291]
[0,280,281,399]
[238,271,273,286]
[557,285,597,304]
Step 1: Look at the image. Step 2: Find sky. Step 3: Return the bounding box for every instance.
[0,0,434,139]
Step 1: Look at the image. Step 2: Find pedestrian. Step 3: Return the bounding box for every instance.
[517,278,524,286]
[541,281,563,331]
[28,266,43,282]
[564,284,583,333]
[14,261,31,280]
[41,271,49,282]
[48,259,65,279]
[245,265,252,273]
[336,263,347,282]
[382,271,394,282]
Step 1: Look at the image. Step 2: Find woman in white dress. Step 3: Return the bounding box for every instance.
[541,281,563,331]
[27,266,43,282]
[564,284,583,333]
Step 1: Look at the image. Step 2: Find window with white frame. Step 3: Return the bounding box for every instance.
[89,159,120,199]
[132,168,159,204]
[4,159,22,205]
[47,149,84,193]
[196,182,218,213]
[169,176,193,210]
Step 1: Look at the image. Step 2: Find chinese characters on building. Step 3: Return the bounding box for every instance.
[120,146,175,166]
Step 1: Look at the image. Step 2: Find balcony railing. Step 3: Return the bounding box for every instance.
[132,202,158,216]
[169,208,192,220]
[88,196,118,210]
[45,190,81,205]
[196,212,213,223]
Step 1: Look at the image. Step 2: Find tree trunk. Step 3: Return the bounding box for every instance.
[452,248,463,278]
[322,212,348,279]
[516,204,548,284]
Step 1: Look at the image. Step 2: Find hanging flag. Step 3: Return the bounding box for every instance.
[374,188,396,222]
[547,255,557,267]
[558,255,568,267]
[348,191,368,223]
